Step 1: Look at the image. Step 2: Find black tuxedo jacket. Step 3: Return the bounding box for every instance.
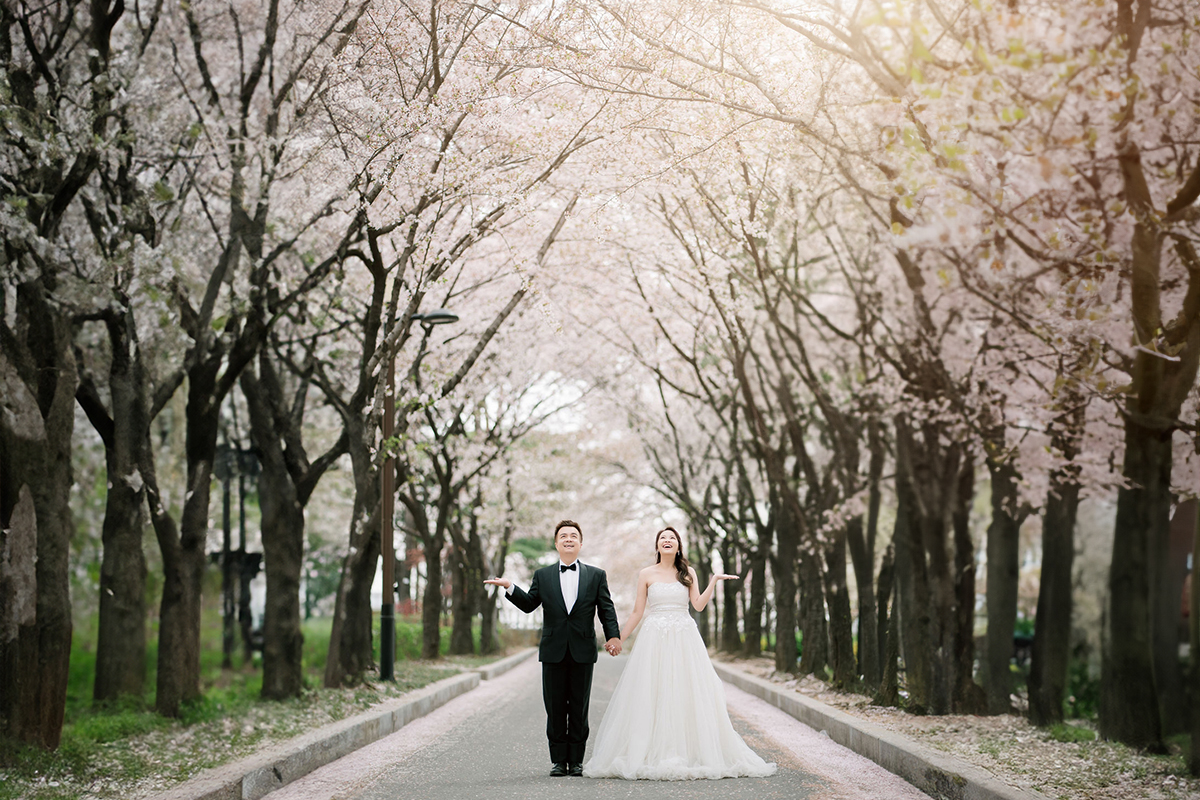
[507,562,621,664]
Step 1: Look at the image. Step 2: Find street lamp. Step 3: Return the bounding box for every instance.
[380,307,460,680]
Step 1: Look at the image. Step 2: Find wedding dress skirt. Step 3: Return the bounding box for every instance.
[583,581,777,780]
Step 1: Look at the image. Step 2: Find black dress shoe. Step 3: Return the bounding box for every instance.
[550,762,569,777]
[568,763,583,777]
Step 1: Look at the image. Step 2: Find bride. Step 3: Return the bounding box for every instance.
[584,527,777,781]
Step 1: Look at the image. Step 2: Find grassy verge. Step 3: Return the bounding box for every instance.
[0,615,523,800]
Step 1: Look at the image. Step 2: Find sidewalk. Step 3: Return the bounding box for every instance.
[150,649,1049,800]
[147,649,536,800]
[713,662,1049,800]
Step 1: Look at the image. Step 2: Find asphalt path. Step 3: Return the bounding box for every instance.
[269,655,932,800]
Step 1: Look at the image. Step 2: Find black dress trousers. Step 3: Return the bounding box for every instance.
[541,650,594,764]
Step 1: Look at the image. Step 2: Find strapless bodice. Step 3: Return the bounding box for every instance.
[645,580,690,617]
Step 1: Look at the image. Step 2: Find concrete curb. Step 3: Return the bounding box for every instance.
[148,670,479,800]
[471,647,536,680]
[714,662,1050,800]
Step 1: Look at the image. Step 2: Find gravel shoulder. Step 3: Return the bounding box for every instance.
[718,655,1200,800]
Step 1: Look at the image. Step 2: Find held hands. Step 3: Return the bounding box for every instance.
[483,578,512,590]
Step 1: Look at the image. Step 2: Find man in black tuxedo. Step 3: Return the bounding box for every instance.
[485,519,621,777]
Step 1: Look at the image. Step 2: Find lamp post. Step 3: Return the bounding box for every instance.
[380,308,460,680]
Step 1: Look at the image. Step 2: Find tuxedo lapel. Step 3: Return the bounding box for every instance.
[544,564,566,615]
[567,563,592,617]
[576,564,593,604]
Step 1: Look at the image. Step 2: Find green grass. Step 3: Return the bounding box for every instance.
[977,736,1005,759]
[1047,723,1096,744]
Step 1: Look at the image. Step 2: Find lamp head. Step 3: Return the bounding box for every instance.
[412,308,459,326]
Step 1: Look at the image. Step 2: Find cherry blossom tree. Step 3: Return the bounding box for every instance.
[542,0,1199,741]
[0,0,161,747]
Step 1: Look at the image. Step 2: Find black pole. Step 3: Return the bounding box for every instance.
[380,353,396,681]
[221,469,235,669]
[238,469,254,664]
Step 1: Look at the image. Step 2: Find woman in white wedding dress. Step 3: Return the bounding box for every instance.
[583,527,777,781]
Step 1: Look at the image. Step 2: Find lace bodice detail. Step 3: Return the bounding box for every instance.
[644,581,692,628]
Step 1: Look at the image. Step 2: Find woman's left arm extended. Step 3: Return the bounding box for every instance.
[689,567,738,612]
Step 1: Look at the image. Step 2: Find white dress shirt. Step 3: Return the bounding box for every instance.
[506,560,582,613]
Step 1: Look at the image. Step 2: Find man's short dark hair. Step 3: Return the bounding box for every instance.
[554,520,583,541]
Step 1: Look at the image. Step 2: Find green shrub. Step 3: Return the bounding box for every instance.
[1064,659,1100,720]
[1047,722,1096,743]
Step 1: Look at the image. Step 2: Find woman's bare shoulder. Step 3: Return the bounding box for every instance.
[636,565,665,582]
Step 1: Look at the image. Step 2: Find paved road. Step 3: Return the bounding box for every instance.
[270,655,931,800]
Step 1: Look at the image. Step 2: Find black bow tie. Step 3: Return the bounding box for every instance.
[560,563,577,573]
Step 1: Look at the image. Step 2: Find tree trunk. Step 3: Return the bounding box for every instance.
[720,538,743,653]
[984,454,1022,715]
[1029,404,1083,726]
[220,476,235,670]
[874,543,899,705]
[448,537,474,655]
[238,473,256,663]
[895,415,961,715]
[254,455,305,699]
[847,514,878,688]
[858,418,885,686]
[1100,116,1200,746]
[325,418,381,686]
[0,298,77,749]
[86,308,149,704]
[155,358,223,717]
[325,511,381,684]
[893,448,934,714]
[1101,418,1170,750]
[154,518,205,718]
[744,551,767,657]
[694,540,712,647]
[480,595,499,655]
[773,514,798,674]
[1028,471,1080,725]
[823,526,856,689]
[242,363,306,700]
[466,514,492,654]
[93,448,149,703]
[1154,501,1192,736]
[0,486,39,742]
[951,461,985,714]
[480,482,516,656]
[1189,498,1200,775]
[422,539,444,659]
[797,548,828,675]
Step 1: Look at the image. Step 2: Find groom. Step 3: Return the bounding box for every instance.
[485,520,621,777]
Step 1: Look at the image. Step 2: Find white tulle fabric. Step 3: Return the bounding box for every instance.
[583,581,777,781]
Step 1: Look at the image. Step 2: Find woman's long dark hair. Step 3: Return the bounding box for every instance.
[655,527,692,587]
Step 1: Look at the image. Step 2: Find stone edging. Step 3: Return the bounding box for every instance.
[713,662,1050,800]
[148,648,537,800]
[472,646,536,680]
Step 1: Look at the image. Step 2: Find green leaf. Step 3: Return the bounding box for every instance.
[912,35,934,63]
[153,180,175,203]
